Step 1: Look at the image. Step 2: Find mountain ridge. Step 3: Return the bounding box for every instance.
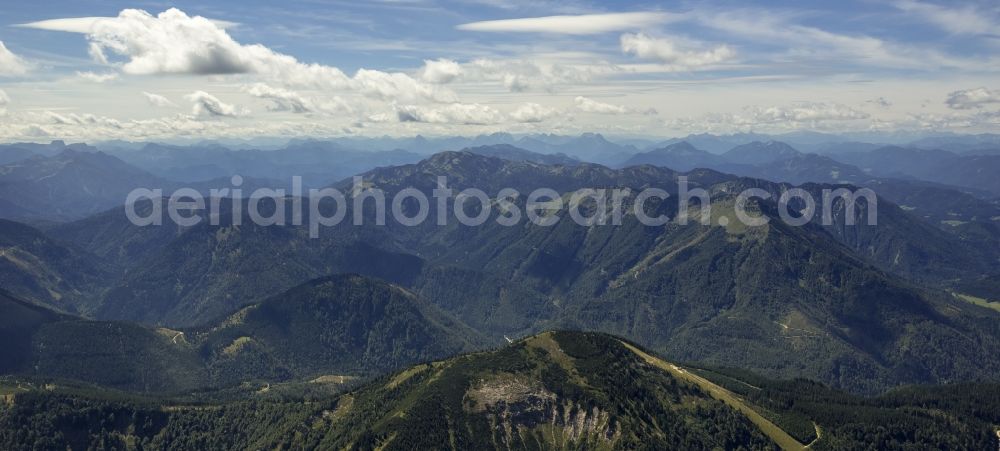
[0,274,482,393]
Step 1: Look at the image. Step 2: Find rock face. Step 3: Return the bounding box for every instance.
[465,374,618,446]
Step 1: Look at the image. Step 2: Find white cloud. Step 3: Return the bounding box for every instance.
[87,42,109,65]
[667,102,871,133]
[419,58,463,84]
[185,91,248,118]
[16,15,237,33]
[893,0,996,35]
[353,69,455,103]
[143,92,176,108]
[0,41,29,76]
[945,87,1000,110]
[503,74,530,92]
[429,57,601,92]
[76,71,119,83]
[243,83,312,113]
[314,96,354,115]
[575,96,627,114]
[694,10,994,71]
[366,112,395,123]
[242,83,354,115]
[45,111,124,128]
[0,110,360,142]
[21,8,450,103]
[0,89,9,113]
[906,109,1000,130]
[574,96,655,115]
[7,6,998,139]
[396,103,505,125]
[457,12,676,35]
[21,9,259,75]
[747,103,869,123]
[510,103,558,123]
[620,33,734,68]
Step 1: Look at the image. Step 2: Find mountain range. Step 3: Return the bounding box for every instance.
[2,150,997,395]
[3,135,997,225]
[2,134,1000,449]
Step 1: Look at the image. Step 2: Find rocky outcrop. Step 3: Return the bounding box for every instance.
[465,374,619,447]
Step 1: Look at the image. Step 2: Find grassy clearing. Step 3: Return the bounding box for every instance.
[954,293,1000,313]
[0,385,22,397]
[221,336,254,356]
[525,332,587,385]
[310,375,354,385]
[385,365,429,390]
[621,341,806,451]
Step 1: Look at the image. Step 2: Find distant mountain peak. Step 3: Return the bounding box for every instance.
[463,144,581,166]
[575,132,610,143]
[723,140,801,165]
[657,141,703,153]
[620,141,719,170]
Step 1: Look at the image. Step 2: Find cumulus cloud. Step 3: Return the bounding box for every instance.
[396,103,505,125]
[243,83,312,113]
[945,87,1000,110]
[185,91,248,117]
[575,96,626,114]
[510,103,559,123]
[352,69,454,102]
[3,110,178,140]
[143,92,176,107]
[620,33,734,69]
[906,109,1000,130]
[0,89,9,113]
[45,111,124,128]
[242,83,354,115]
[419,59,463,84]
[502,74,530,92]
[752,103,869,123]
[76,71,119,83]
[21,9,260,75]
[394,102,560,125]
[0,41,29,76]
[457,12,676,35]
[425,57,599,92]
[21,8,450,103]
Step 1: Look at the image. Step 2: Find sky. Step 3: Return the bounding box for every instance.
[0,0,998,142]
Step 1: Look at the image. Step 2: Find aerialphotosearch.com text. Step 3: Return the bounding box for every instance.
[125,175,878,238]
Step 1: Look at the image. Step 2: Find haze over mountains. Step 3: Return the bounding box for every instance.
[2,132,998,224]
[1,131,999,449]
